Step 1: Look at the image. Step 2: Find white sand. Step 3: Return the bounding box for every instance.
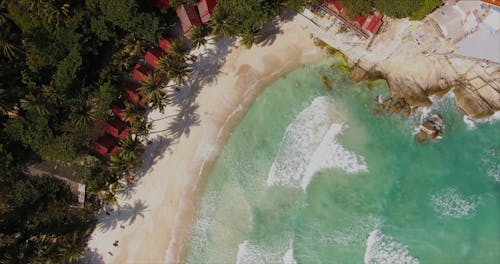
[85,18,324,263]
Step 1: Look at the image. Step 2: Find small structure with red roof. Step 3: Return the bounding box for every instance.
[101,118,130,139]
[176,4,202,33]
[362,12,384,35]
[131,63,150,82]
[327,0,343,13]
[352,15,368,28]
[152,0,170,10]
[122,80,146,106]
[198,0,217,23]
[112,104,125,120]
[144,47,164,68]
[92,135,120,158]
[159,38,172,52]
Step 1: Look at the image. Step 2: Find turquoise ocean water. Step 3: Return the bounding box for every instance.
[186,59,500,263]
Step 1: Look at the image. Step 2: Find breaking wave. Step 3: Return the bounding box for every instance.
[364,229,419,264]
[236,237,296,264]
[267,96,368,190]
[431,187,481,218]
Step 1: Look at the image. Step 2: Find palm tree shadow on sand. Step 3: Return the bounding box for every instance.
[167,102,200,139]
[170,37,235,110]
[97,200,149,232]
[80,248,104,264]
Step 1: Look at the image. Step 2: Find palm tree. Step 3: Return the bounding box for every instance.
[122,100,145,123]
[138,72,168,113]
[210,12,232,37]
[157,55,192,86]
[69,103,93,128]
[168,39,188,59]
[20,92,49,116]
[0,23,22,60]
[46,3,70,27]
[130,116,151,139]
[189,25,209,49]
[109,135,143,176]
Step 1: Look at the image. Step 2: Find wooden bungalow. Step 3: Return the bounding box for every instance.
[176,4,202,33]
[122,80,146,106]
[197,0,217,23]
[101,118,130,139]
[92,135,120,158]
[144,47,164,68]
[159,38,172,52]
[131,63,151,83]
[112,104,125,120]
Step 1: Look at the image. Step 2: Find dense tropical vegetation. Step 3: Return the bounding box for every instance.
[0,0,180,261]
[337,0,442,20]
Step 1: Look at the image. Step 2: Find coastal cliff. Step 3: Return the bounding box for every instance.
[297,14,500,119]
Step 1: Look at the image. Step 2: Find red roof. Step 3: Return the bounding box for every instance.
[363,13,383,34]
[101,118,130,139]
[131,63,150,82]
[92,135,119,157]
[144,47,164,68]
[112,104,125,120]
[152,0,170,9]
[352,16,367,27]
[327,0,343,12]
[198,0,217,23]
[176,4,202,33]
[122,80,146,106]
[159,38,172,52]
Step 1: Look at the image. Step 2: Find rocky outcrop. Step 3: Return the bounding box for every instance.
[415,114,444,143]
[453,84,497,119]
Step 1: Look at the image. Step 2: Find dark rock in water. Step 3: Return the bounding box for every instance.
[403,103,412,117]
[381,98,393,110]
[388,102,403,114]
[372,108,381,115]
[415,113,445,143]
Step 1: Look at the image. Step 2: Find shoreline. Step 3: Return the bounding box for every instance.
[85,18,324,263]
[166,59,323,264]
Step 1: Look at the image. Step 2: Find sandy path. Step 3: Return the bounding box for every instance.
[85,18,324,263]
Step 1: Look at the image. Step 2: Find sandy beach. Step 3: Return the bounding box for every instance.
[85,17,324,263]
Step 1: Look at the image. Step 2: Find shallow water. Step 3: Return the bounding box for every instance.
[186,59,500,264]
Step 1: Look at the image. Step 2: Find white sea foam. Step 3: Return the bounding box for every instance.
[282,239,297,264]
[267,96,368,190]
[464,111,500,130]
[431,187,481,218]
[364,229,419,264]
[236,238,296,264]
[236,241,277,264]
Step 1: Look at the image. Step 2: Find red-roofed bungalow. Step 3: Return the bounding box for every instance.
[176,4,202,33]
[131,63,150,82]
[112,104,125,120]
[152,0,170,10]
[327,0,343,13]
[92,135,120,158]
[352,15,367,28]
[122,80,146,106]
[144,47,164,68]
[159,38,172,52]
[198,0,217,23]
[101,118,130,139]
[362,12,384,35]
